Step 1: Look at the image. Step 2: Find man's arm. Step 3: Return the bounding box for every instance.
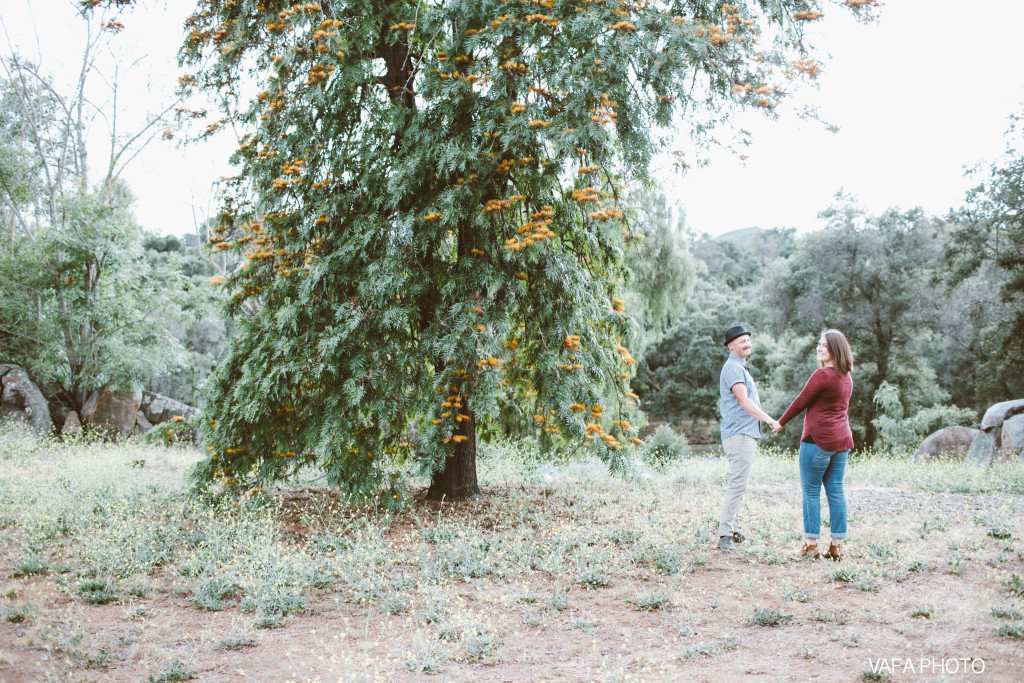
[731,383,778,430]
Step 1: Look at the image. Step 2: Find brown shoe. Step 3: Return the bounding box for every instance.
[800,542,819,559]
[823,542,843,561]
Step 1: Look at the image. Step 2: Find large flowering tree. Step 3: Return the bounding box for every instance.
[146,0,873,500]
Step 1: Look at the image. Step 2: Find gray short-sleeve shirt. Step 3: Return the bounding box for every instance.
[719,353,761,442]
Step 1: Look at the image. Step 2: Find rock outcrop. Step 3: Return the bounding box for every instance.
[140,391,200,425]
[81,386,142,437]
[912,426,980,461]
[0,364,53,435]
[61,411,82,435]
[965,399,1024,464]
[133,411,153,436]
[1003,414,1024,457]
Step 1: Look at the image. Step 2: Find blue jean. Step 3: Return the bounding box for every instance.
[798,441,848,540]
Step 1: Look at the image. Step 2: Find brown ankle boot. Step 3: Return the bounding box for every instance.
[800,542,819,559]
[823,542,843,561]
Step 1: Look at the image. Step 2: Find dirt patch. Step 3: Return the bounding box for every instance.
[1,480,1023,681]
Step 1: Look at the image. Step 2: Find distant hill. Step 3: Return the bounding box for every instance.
[715,226,763,247]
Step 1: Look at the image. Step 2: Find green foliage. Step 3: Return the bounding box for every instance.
[640,424,690,469]
[624,592,671,611]
[997,622,1024,639]
[944,105,1024,402]
[0,58,191,413]
[149,659,195,683]
[463,631,502,663]
[621,186,700,339]
[636,282,750,421]
[215,632,258,651]
[77,578,119,605]
[909,604,936,619]
[0,190,187,400]
[680,635,742,661]
[190,574,244,611]
[4,602,38,624]
[810,609,850,625]
[746,606,793,627]
[871,382,975,453]
[176,0,834,496]
[12,555,50,577]
[992,606,1024,620]
[764,199,953,447]
[140,416,201,446]
[635,228,791,425]
[143,231,232,407]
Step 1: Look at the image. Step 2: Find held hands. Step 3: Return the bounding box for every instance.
[769,419,782,435]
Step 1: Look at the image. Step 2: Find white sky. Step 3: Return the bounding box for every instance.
[3,0,1024,238]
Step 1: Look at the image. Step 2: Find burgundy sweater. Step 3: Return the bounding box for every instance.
[779,367,854,451]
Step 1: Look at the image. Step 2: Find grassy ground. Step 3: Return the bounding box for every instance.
[1,428,1023,682]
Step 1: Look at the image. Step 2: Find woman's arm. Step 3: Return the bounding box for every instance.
[778,369,827,427]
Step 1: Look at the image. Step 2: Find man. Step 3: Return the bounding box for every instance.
[717,325,779,551]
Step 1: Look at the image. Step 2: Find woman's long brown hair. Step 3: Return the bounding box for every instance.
[821,329,854,376]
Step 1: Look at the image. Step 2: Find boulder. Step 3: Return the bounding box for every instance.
[49,401,72,432]
[966,431,996,464]
[61,411,82,435]
[965,399,1024,464]
[912,426,980,461]
[1002,414,1024,457]
[81,386,142,437]
[0,364,53,435]
[140,391,200,426]
[980,399,1024,431]
[133,411,153,436]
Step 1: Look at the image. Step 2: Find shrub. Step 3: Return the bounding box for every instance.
[189,575,244,611]
[215,633,258,650]
[148,659,195,682]
[988,524,1013,540]
[640,425,690,469]
[997,623,1024,639]
[625,592,671,611]
[12,555,50,577]
[545,592,569,613]
[871,382,975,454]
[909,605,936,619]
[4,602,37,624]
[992,606,1024,621]
[810,609,850,625]
[747,607,793,627]
[463,631,501,663]
[77,579,118,605]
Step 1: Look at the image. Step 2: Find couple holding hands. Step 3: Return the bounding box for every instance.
[716,325,854,561]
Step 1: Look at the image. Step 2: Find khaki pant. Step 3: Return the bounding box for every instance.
[718,434,757,538]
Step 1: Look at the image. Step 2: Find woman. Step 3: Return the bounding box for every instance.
[771,329,854,561]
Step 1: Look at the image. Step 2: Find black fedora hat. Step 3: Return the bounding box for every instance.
[723,325,752,346]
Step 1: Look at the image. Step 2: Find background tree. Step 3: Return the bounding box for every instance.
[0,13,186,415]
[944,105,1024,404]
[763,199,952,447]
[635,227,792,435]
[172,0,862,500]
[620,185,699,342]
[143,232,232,406]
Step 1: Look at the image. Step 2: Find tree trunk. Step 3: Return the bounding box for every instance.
[426,409,481,501]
